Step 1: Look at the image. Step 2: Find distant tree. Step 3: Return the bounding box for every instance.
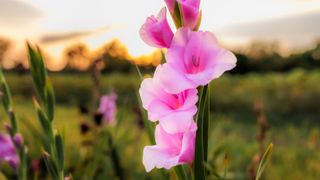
[63,43,92,71]
[0,37,11,66]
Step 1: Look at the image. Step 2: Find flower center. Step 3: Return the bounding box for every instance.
[192,55,200,67]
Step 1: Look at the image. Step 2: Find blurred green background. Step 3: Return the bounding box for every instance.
[0,62,319,179]
[1,0,320,179]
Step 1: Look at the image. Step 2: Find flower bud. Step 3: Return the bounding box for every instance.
[13,133,23,148]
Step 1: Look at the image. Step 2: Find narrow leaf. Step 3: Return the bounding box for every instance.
[0,69,18,134]
[203,84,210,163]
[45,80,55,122]
[256,143,274,180]
[43,152,59,180]
[27,43,46,99]
[55,134,64,171]
[174,165,188,180]
[33,98,53,143]
[0,69,12,112]
[194,85,208,180]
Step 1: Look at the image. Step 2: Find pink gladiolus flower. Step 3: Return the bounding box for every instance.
[0,134,19,169]
[164,0,175,14]
[157,28,237,93]
[143,122,196,172]
[139,67,198,133]
[178,0,201,29]
[139,7,174,48]
[164,0,201,29]
[98,93,117,124]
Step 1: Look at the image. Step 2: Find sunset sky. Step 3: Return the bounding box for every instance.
[1,0,320,59]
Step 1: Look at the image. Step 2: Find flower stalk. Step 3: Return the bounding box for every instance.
[139,0,236,178]
[0,69,27,180]
[27,43,65,180]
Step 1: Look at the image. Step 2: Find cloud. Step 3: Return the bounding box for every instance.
[0,0,44,27]
[39,27,110,44]
[220,10,320,47]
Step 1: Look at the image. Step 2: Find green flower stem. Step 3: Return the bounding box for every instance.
[174,165,189,180]
[0,69,27,180]
[106,130,124,180]
[203,84,210,163]
[27,43,64,180]
[194,85,209,180]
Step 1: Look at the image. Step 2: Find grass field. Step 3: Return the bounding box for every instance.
[0,70,320,179]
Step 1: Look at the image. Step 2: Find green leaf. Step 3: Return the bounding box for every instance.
[174,165,188,180]
[256,143,274,180]
[43,152,59,180]
[55,134,64,171]
[0,68,12,112]
[203,84,210,163]
[194,85,208,180]
[134,64,143,80]
[45,80,55,122]
[27,43,47,99]
[33,98,53,142]
[0,69,18,134]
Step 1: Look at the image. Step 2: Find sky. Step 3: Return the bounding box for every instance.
[1,0,320,59]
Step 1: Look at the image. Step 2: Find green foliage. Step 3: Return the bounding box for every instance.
[27,43,64,180]
[0,69,27,180]
[0,69,319,179]
[194,85,209,180]
[55,134,64,171]
[0,69,17,134]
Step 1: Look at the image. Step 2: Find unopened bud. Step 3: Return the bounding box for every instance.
[13,134,23,148]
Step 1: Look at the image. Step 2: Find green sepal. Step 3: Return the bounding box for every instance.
[171,1,183,29]
[193,10,202,31]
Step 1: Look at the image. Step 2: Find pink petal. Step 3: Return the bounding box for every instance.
[164,0,175,13]
[154,125,182,150]
[177,88,198,111]
[143,146,180,172]
[159,108,197,133]
[154,63,196,94]
[178,121,197,163]
[177,0,200,29]
[139,7,173,48]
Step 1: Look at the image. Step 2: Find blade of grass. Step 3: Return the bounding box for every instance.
[255,143,274,180]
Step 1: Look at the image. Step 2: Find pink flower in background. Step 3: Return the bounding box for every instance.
[143,122,196,172]
[0,134,19,169]
[139,68,198,133]
[98,93,117,124]
[139,7,174,48]
[157,28,237,93]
